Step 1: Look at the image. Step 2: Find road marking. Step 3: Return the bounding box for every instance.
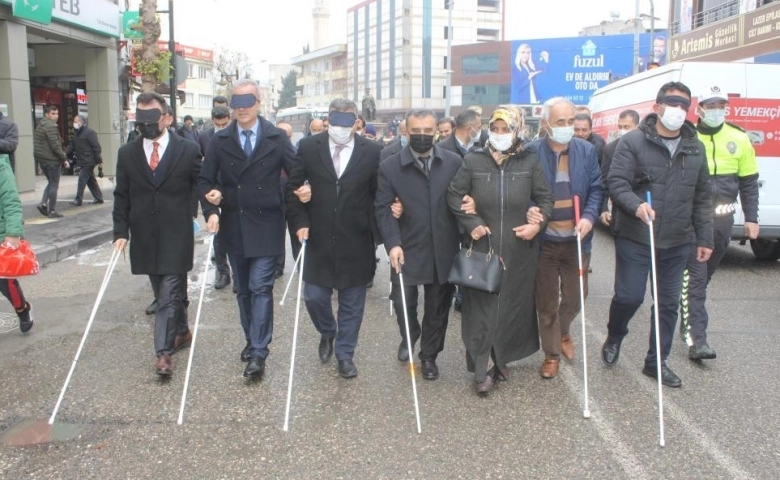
[559,365,650,480]
[585,327,753,480]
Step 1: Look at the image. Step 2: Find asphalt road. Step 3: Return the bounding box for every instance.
[1,229,778,479]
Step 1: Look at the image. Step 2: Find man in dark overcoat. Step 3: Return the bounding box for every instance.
[113,92,204,377]
[198,80,296,380]
[375,109,462,380]
[286,98,383,379]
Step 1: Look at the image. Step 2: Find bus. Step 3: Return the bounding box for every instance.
[275,106,328,144]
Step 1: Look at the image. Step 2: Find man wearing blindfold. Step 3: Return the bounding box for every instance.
[113,92,207,378]
[602,81,713,388]
[198,80,297,381]
[285,98,383,379]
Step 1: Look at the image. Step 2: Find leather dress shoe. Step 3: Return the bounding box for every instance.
[36,204,48,216]
[319,337,334,363]
[91,199,105,204]
[145,300,158,316]
[173,331,192,353]
[421,360,439,380]
[69,200,82,206]
[214,271,231,290]
[475,375,494,395]
[243,357,265,379]
[155,355,173,377]
[240,343,251,362]
[601,336,622,366]
[642,364,682,388]
[689,343,716,361]
[489,365,509,382]
[561,334,575,361]
[338,359,358,378]
[397,339,417,362]
[540,358,559,379]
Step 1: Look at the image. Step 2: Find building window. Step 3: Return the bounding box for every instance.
[477,28,500,41]
[186,92,195,106]
[188,63,194,78]
[197,66,210,80]
[444,55,448,69]
[477,0,500,12]
[198,94,212,109]
[462,85,510,105]
[462,54,500,75]
[444,26,449,39]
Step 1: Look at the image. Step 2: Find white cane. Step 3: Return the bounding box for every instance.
[279,245,305,306]
[382,247,393,316]
[283,239,307,432]
[573,195,591,419]
[646,191,665,447]
[398,265,422,434]
[49,246,121,425]
[177,235,215,425]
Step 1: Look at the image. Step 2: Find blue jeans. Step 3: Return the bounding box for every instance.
[228,254,276,359]
[304,283,367,361]
[607,237,690,367]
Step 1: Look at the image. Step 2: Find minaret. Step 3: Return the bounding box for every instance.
[312,0,330,51]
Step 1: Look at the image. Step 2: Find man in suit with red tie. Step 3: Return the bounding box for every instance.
[113,92,206,377]
[198,80,296,380]
[286,98,383,379]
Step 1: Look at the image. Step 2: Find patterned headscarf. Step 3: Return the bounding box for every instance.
[487,105,524,165]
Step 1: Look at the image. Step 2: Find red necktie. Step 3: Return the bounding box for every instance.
[150,141,160,171]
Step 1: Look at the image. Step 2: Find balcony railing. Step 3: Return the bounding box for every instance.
[670,0,739,35]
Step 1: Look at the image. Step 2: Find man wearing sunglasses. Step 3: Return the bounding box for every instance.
[602,82,713,388]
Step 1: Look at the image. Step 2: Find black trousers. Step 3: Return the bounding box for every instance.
[390,281,455,362]
[39,162,61,211]
[0,278,27,310]
[74,164,103,202]
[214,230,230,275]
[149,274,189,356]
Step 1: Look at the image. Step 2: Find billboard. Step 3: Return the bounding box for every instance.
[510,34,662,105]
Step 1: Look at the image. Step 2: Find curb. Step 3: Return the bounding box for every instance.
[33,228,115,268]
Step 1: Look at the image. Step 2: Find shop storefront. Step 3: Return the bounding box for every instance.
[0,0,121,191]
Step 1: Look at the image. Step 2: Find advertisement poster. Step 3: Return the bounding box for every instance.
[510,33,661,105]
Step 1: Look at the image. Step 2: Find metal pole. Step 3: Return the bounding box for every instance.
[168,0,176,126]
[633,0,640,74]
[650,0,656,61]
[444,0,453,117]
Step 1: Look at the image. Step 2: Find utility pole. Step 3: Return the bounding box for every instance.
[632,0,641,74]
[650,0,656,59]
[168,0,176,126]
[445,0,453,117]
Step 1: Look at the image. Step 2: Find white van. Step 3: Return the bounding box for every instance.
[589,62,780,260]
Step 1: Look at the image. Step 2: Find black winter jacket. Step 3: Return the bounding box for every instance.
[607,114,713,249]
[66,125,102,167]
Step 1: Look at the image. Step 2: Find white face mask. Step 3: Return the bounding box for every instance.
[618,129,630,138]
[73,123,82,130]
[660,106,687,131]
[489,132,513,152]
[549,126,574,145]
[469,128,481,143]
[700,108,726,128]
[328,125,353,145]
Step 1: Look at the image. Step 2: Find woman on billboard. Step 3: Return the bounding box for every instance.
[513,44,548,104]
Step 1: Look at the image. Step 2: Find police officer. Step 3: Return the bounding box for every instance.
[681,86,759,361]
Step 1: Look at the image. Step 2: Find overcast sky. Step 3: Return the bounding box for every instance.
[161,0,670,79]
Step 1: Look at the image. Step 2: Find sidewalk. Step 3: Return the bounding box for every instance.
[22,174,116,267]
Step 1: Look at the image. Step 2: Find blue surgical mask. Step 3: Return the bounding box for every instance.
[549,126,574,145]
[700,108,726,128]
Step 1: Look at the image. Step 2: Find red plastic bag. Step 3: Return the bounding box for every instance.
[0,240,40,278]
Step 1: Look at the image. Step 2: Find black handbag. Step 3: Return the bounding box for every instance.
[447,234,505,295]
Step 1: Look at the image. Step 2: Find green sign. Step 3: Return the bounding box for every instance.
[122,11,142,39]
[12,0,53,24]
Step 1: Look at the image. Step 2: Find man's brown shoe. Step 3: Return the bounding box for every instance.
[561,334,575,361]
[155,355,173,377]
[540,358,559,379]
[173,331,193,353]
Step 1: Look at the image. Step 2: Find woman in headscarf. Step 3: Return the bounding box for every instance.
[447,106,553,395]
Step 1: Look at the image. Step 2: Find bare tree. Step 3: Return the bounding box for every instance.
[213,47,254,93]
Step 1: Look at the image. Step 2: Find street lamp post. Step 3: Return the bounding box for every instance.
[633,0,641,74]
[168,0,176,125]
[445,0,453,117]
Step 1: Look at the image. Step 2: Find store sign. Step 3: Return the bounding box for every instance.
[12,0,53,24]
[669,18,740,62]
[122,10,142,39]
[1,0,120,37]
[76,88,88,105]
[743,2,780,48]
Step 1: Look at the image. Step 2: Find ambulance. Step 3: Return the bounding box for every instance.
[589,62,780,260]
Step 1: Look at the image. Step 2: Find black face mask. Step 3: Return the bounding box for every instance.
[409,134,435,154]
[138,122,163,140]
